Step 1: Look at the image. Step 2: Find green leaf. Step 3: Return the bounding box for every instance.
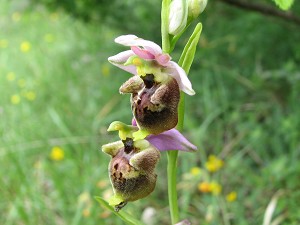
[95,197,144,225]
[178,23,202,73]
[272,0,294,10]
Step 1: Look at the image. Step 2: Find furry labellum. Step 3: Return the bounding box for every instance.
[120,74,180,135]
[102,138,160,211]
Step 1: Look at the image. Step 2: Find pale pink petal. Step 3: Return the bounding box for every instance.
[155,54,171,66]
[131,118,197,152]
[166,61,195,95]
[131,46,155,60]
[108,50,137,75]
[147,129,197,152]
[115,35,163,57]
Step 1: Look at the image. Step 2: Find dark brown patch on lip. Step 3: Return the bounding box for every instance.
[132,77,180,134]
[122,138,134,154]
[142,74,155,89]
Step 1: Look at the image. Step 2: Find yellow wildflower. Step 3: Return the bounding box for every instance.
[0,39,8,48]
[198,181,211,193]
[20,41,31,52]
[226,191,237,202]
[11,94,21,104]
[101,64,110,77]
[82,208,91,217]
[205,155,224,173]
[50,146,64,161]
[6,72,16,81]
[12,12,21,22]
[24,91,36,101]
[190,167,201,176]
[210,181,222,196]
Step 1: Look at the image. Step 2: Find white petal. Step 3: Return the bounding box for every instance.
[115,34,163,57]
[169,0,188,35]
[108,50,137,75]
[166,61,195,95]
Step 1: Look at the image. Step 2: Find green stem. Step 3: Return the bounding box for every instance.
[166,92,185,224]
[161,0,171,53]
[161,0,180,224]
[167,150,179,224]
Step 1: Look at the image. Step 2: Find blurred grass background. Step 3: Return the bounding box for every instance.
[0,0,299,224]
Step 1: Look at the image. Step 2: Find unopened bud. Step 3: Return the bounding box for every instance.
[169,0,188,35]
[188,0,207,19]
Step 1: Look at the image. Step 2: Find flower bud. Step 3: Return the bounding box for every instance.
[188,0,207,19]
[102,138,160,211]
[169,0,188,35]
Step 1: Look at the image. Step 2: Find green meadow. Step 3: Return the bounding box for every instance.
[1,0,300,224]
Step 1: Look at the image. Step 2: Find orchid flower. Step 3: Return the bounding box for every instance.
[101,119,196,210]
[108,34,195,96]
[102,137,160,212]
[109,35,195,138]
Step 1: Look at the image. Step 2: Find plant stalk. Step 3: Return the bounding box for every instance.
[161,0,180,224]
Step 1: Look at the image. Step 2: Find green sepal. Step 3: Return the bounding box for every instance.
[124,55,139,66]
[108,194,124,206]
[107,121,138,140]
[95,197,144,225]
[132,129,150,141]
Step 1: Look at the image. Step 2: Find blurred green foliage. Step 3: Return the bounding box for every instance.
[28,0,162,39]
[1,0,300,224]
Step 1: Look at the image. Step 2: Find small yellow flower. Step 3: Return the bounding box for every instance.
[190,167,201,176]
[0,39,8,48]
[82,208,91,217]
[6,72,16,81]
[198,181,211,193]
[226,191,237,202]
[12,12,21,22]
[20,41,31,52]
[43,34,55,43]
[210,181,222,196]
[50,146,65,161]
[24,91,36,101]
[11,94,21,104]
[101,64,110,77]
[205,155,224,173]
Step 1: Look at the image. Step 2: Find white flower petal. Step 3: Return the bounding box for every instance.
[169,0,188,35]
[166,61,195,95]
[108,50,137,75]
[115,35,163,57]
